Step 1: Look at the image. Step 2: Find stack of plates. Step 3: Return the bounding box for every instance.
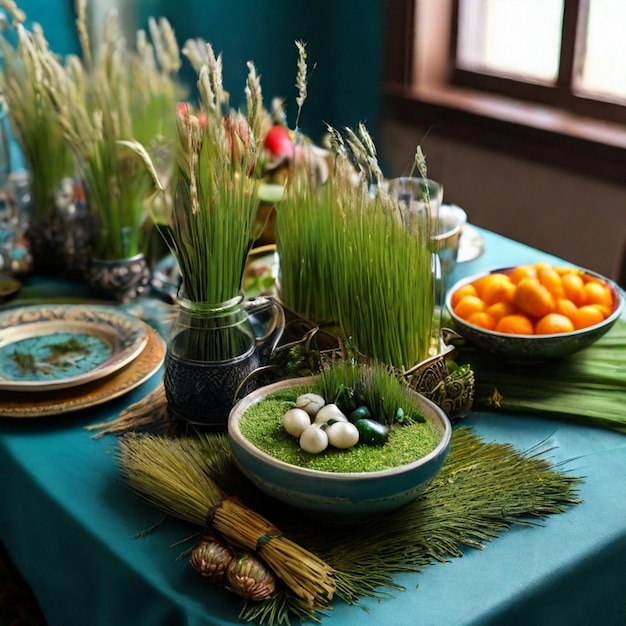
[0,304,165,418]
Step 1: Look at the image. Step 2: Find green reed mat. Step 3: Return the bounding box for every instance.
[191,427,581,625]
[458,318,626,433]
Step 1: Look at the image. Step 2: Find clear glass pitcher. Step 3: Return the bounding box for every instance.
[163,292,284,427]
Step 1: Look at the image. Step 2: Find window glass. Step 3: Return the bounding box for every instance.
[577,0,626,102]
[457,0,564,84]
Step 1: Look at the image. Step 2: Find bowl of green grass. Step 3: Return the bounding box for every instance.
[228,367,452,523]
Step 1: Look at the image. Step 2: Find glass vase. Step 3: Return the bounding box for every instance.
[163,292,284,427]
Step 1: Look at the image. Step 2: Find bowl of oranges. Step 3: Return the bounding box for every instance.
[446,263,624,361]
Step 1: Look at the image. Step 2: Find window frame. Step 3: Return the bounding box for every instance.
[383,0,626,185]
[450,0,626,126]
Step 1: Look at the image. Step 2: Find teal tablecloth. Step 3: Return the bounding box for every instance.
[1,229,625,625]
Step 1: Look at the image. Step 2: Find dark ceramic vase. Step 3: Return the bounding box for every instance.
[86,253,151,303]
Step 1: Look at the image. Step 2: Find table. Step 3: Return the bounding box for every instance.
[1,228,625,626]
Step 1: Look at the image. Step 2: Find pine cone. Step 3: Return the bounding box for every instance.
[225,553,276,601]
[189,533,235,584]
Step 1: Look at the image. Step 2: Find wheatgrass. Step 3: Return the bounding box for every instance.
[239,386,441,473]
[37,2,181,260]
[276,130,434,370]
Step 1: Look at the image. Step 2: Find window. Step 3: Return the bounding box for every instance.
[452,0,626,124]
[456,0,564,84]
[578,1,626,101]
[383,0,626,183]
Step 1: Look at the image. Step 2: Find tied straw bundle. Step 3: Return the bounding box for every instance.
[118,433,336,609]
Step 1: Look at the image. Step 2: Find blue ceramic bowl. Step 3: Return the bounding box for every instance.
[228,376,452,523]
[446,266,625,362]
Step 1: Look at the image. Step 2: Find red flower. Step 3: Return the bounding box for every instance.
[263,125,294,158]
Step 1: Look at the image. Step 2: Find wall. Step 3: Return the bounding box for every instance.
[9,0,80,54]
[381,119,626,282]
[9,0,384,143]
[142,0,384,142]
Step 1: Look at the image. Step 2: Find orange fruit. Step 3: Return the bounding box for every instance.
[537,267,565,300]
[454,295,486,321]
[533,261,554,272]
[555,298,578,321]
[472,273,509,299]
[486,301,518,321]
[466,311,496,330]
[495,313,534,335]
[561,272,585,307]
[514,277,555,318]
[581,273,604,284]
[535,313,575,335]
[572,305,605,330]
[589,303,612,317]
[451,283,478,309]
[479,274,516,306]
[507,265,538,285]
[583,281,613,309]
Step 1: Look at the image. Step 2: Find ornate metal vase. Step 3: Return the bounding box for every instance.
[86,253,151,303]
[163,292,284,428]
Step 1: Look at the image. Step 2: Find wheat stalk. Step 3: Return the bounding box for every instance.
[28,1,182,259]
[0,11,75,221]
[294,40,308,131]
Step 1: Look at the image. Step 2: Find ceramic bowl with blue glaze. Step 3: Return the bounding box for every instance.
[228,376,452,523]
[446,267,624,362]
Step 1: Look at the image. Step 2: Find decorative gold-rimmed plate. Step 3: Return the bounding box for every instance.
[0,323,165,418]
[0,305,149,392]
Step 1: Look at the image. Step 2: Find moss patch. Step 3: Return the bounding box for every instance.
[239,385,441,473]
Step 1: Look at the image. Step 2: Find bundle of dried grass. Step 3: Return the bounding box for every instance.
[86,384,170,438]
[117,433,336,609]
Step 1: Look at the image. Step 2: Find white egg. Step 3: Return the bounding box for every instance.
[283,408,311,437]
[313,403,348,424]
[299,424,329,454]
[295,393,326,417]
[326,421,360,449]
